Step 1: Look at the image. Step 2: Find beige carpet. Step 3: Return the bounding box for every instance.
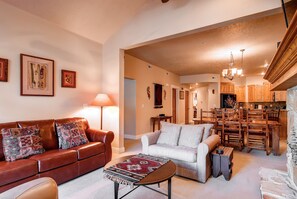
[58,139,287,199]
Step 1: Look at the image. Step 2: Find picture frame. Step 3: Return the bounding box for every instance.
[20,54,54,96]
[180,90,184,100]
[0,58,8,82]
[61,70,76,88]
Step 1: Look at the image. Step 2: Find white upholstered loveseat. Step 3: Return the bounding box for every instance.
[141,122,220,183]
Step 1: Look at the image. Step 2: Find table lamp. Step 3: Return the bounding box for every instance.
[90,93,114,130]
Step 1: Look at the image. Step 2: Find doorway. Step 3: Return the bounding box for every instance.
[172,88,177,123]
[185,90,189,124]
[124,78,136,138]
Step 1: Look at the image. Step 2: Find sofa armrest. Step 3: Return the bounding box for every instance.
[197,134,220,183]
[141,131,161,154]
[0,177,58,199]
[85,129,114,163]
[85,129,114,144]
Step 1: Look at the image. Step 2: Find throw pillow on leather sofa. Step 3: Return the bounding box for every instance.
[0,117,114,193]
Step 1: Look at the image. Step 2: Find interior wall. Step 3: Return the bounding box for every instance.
[124,54,182,137]
[194,87,209,118]
[101,0,281,152]
[0,2,102,129]
[208,83,220,109]
[124,78,136,137]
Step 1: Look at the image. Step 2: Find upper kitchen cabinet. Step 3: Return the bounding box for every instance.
[235,85,246,102]
[274,91,287,101]
[262,82,273,102]
[248,85,263,102]
[220,83,234,94]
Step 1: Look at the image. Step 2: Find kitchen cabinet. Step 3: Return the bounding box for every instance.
[248,85,255,102]
[254,85,263,102]
[221,83,234,94]
[263,82,273,102]
[275,91,287,102]
[248,85,263,102]
[235,85,246,102]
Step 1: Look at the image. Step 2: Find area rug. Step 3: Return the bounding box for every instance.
[104,153,169,186]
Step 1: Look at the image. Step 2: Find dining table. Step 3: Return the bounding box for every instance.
[193,117,281,156]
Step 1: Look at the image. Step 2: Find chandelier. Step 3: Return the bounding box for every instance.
[222,49,245,81]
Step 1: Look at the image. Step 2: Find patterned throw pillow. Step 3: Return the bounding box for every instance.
[56,122,89,149]
[1,126,45,162]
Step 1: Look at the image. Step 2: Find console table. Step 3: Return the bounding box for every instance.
[151,116,173,131]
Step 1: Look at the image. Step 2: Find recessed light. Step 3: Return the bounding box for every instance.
[264,63,269,68]
[261,72,265,75]
[195,83,198,86]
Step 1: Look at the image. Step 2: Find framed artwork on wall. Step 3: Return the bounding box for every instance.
[0,58,8,82]
[61,70,76,88]
[154,83,163,108]
[20,54,54,96]
[180,90,184,100]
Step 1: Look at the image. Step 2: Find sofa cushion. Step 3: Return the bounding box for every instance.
[71,142,105,160]
[148,144,197,162]
[56,122,89,149]
[178,125,204,148]
[1,126,45,161]
[55,118,89,131]
[157,122,181,146]
[0,159,38,186]
[0,122,18,161]
[29,149,77,172]
[199,123,214,141]
[18,119,57,150]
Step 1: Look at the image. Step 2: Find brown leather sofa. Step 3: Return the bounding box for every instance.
[0,117,114,193]
[0,177,58,199]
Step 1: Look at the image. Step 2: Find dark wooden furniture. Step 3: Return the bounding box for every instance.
[246,110,270,155]
[200,109,214,124]
[211,146,234,181]
[151,116,173,131]
[193,116,281,156]
[266,109,280,122]
[222,109,244,150]
[104,155,176,199]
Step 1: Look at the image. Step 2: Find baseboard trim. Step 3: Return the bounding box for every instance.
[124,134,143,140]
[112,147,125,154]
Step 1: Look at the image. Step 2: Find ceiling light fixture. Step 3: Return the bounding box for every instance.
[222,49,245,81]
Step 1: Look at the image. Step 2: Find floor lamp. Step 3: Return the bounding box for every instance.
[90,93,113,130]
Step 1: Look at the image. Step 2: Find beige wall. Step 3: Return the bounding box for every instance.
[102,0,280,152]
[124,54,184,137]
[0,2,102,129]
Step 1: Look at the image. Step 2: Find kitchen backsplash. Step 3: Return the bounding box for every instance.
[238,102,286,110]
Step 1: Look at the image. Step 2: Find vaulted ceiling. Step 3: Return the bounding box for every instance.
[1,0,155,44]
[126,11,287,76]
[1,0,293,77]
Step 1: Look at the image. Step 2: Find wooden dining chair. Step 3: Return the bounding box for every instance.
[266,109,280,122]
[213,108,223,141]
[200,109,214,124]
[247,109,264,120]
[246,110,270,155]
[222,109,244,150]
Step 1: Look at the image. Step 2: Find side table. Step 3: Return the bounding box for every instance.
[211,146,233,181]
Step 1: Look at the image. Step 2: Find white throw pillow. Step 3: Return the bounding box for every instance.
[199,123,214,141]
[157,124,181,146]
[178,125,204,148]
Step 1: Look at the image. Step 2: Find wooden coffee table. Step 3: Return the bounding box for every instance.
[104,155,176,199]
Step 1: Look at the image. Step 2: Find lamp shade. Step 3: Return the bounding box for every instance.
[90,93,113,107]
